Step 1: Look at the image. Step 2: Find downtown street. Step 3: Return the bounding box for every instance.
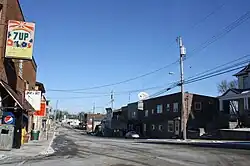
[1,125,250,166]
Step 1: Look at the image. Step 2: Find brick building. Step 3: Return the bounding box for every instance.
[0,0,37,148]
[141,92,219,138]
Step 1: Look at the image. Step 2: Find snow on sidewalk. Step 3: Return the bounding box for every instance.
[142,139,250,149]
[0,128,57,161]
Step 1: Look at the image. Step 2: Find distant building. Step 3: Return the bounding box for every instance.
[109,92,219,139]
[219,63,250,127]
[141,92,218,138]
[84,113,105,132]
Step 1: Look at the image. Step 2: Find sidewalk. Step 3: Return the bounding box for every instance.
[0,126,57,161]
[139,139,250,150]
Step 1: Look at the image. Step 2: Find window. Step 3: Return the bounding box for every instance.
[129,124,133,130]
[152,124,155,130]
[143,124,146,132]
[158,125,163,131]
[0,4,3,20]
[25,81,29,90]
[168,120,174,132]
[132,111,136,118]
[156,104,163,113]
[166,104,170,111]
[195,102,202,111]
[18,60,23,78]
[173,102,178,112]
[152,109,154,114]
[145,110,148,117]
[243,76,249,89]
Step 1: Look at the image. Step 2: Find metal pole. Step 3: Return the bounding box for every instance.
[178,36,187,140]
[111,90,114,110]
[93,102,95,114]
[128,92,131,103]
[54,100,58,123]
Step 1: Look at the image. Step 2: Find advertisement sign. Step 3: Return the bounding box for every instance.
[5,20,35,60]
[2,112,15,125]
[34,101,46,116]
[25,91,41,111]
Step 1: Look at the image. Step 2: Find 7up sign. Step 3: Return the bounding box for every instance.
[5,20,35,60]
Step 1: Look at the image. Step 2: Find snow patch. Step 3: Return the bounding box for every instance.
[39,131,56,155]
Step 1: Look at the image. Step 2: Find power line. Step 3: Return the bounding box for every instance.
[185,65,246,85]
[149,57,250,98]
[187,10,250,60]
[185,54,250,80]
[47,83,171,99]
[47,60,179,92]
[49,57,249,100]
[185,59,250,83]
[47,4,226,92]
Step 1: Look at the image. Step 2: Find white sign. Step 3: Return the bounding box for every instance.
[25,91,41,110]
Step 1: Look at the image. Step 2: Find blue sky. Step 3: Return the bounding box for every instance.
[20,0,250,114]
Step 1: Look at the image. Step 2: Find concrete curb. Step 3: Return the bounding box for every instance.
[139,141,250,150]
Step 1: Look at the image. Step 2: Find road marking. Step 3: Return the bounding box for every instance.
[17,160,26,166]
[156,156,196,166]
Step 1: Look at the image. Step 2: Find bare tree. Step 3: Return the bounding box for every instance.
[217,80,238,94]
[217,79,242,127]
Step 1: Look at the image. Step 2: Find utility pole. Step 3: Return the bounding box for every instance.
[128,92,131,103]
[54,100,58,123]
[177,36,187,140]
[93,102,95,114]
[111,90,114,111]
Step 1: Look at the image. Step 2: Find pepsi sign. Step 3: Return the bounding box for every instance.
[2,112,15,125]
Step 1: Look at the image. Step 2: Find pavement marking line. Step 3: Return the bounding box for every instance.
[156,156,197,166]
[16,160,26,166]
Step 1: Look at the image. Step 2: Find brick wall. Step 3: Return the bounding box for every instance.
[0,0,37,93]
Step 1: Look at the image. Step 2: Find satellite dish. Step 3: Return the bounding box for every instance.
[138,92,149,100]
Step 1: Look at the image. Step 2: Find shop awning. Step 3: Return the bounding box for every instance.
[0,80,35,112]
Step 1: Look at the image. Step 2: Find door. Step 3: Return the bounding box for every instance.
[174,120,180,135]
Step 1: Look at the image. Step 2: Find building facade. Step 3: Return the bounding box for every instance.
[0,0,37,149]
[140,92,219,138]
[219,64,250,127]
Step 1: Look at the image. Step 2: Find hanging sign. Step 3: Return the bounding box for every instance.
[5,20,36,60]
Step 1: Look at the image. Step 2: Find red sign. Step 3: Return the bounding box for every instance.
[34,102,46,116]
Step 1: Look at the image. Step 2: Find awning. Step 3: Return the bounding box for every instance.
[0,80,35,112]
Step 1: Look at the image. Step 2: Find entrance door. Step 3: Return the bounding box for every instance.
[174,120,180,135]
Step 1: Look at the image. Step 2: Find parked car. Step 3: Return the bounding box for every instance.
[125,131,140,139]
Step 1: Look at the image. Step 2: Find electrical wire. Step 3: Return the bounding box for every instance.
[148,57,250,98]
[187,10,250,60]
[185,54,250,80]
[47,60,179,92]
[185,59,249,83]
[48,58,249,99]
[185,65,246,85]
[47,4,226,92]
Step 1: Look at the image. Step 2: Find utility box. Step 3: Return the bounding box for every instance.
[0,124,14,150]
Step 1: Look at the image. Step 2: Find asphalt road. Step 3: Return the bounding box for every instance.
[3,126,250,166]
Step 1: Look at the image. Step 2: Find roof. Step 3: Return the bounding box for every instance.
[220,88,250,97]
[233,63,250,77]
[87,113,105,121]
[36,81,46,93]
[0,80,35,112]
